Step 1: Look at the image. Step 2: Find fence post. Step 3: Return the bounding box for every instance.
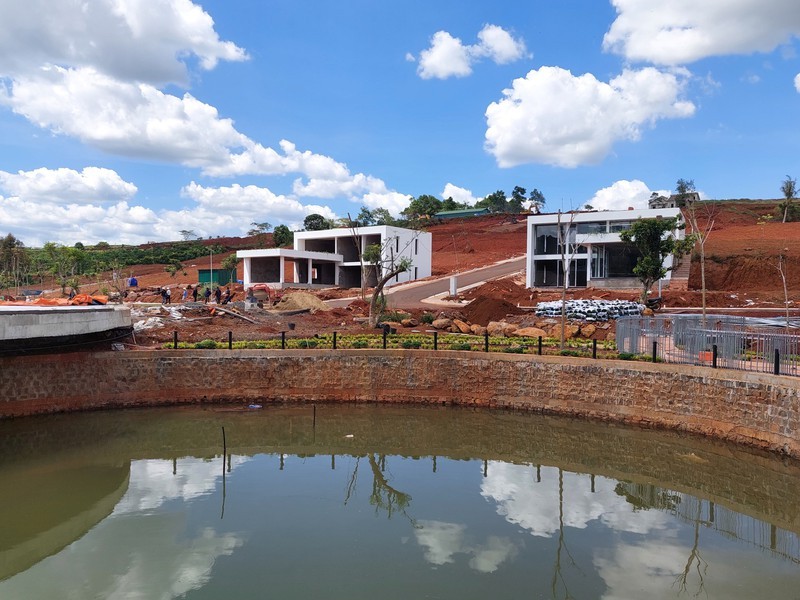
[712,344,718,368]
[281,331,286,350]
[592,339,597,359]
[173,330,178,350]
[538,336,542,355]
[774,348,780,376]
[433,331,438,351]
[484,332,489,352]
[333,331,337,350]
[652,340,657,363]
[228,331,232,350]
[383,327,387,350]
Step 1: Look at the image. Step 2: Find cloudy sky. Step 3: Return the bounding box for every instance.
[1,0,799,246]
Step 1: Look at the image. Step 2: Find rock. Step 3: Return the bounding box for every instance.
[486,321,506,337]
[432,318,452,330]
[580,324,597,338]
[453,319,472,334]
[504,323,518,336]
[514,327,548,338]
[607,332,616,341]
[470,324,487,336]
[401,318,418,327]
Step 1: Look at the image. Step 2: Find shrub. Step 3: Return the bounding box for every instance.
[351,340,369,349]
[450,342,472,351]
[503,345,525,354]
[617,352,636,360]
[420,312,435,324]
[379,310,410,323]
[297,339,318,349]
[559,349,582,357]
[401,339,422,349]
[194,339,219,349]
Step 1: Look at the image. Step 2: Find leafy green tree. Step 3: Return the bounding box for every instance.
[509,186,526,214]
[304,213,331,231]
[476,190,507,213]
[372,208,396,226]
[440,196,468,212]
[356,206,376,227]
[780,175,797,223]
[402,194,442,219]
[221,253,239,274]
[179,230,198,241]
[529,188,546,213]
[619,217,694,303]
[272,224,293,247]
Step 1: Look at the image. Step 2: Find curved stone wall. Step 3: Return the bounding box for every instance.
[1,350,798,456]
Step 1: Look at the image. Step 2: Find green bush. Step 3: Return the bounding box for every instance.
[420,313,435,324]
[401,339,422,349]
[297,339,318,349]
[194,339,219,349]
[559,349,582,357]
[617,352,636,360]
[450,342,472,351]
[379,310,410,323]
[503,345,525,354]
[351,340,369,349]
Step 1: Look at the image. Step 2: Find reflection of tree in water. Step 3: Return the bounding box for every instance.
[344,454,414,523]
[673,503,708,598]
[551,468,579,600]
[615,481,708,596]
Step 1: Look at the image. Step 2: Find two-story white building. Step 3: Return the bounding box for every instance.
[525,208,684,289]
[238,225,432,290]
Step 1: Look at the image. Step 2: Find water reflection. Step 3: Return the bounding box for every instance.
[0,405,798,599]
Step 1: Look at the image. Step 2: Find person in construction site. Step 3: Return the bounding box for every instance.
[214,286,222,304]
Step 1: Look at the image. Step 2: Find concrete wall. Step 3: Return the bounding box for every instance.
[0,306,131,341]
[1,350,799,456]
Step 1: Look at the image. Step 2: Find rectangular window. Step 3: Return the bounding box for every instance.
[576,221,607,235]
[414,238,418,255]
[609,221,632,233]
[396,237,399,252]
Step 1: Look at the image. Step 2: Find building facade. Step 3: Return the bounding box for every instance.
[238,225,432,290]
[525,208,684,289]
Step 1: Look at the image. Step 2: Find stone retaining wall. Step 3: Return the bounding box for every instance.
[1,350,798,456]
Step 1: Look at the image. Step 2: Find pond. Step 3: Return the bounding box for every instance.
[0,404,799,599]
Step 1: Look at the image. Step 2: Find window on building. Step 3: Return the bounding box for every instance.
[609,221,633,233]
[576,221,607,235]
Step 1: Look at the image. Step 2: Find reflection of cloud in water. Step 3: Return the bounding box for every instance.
[0,457,246,600]
[595,539,800,599]
[481,463,670,537]
[414,520,518,573]
[114,456,249,514]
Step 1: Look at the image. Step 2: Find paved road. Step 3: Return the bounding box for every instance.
[326,256,526,309]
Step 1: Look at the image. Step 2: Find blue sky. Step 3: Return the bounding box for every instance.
[0,0,799,246]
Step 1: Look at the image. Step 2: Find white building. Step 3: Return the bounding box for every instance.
[525,208,684,289]
[238,225,432,290]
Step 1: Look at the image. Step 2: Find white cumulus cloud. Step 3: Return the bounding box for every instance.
[441,183,479,206]
[0,0,247,85]
[795,73,800,92]
[604,0,800,66]
[417,25,528,79]
[0,167,137,204]
[484,66,695,168]
[586,180,669,211]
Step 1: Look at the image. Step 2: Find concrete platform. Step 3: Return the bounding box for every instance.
[0,305,132,353]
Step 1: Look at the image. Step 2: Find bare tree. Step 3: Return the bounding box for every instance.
[556,210,581,350]
[775,250,791,329]
[363,234,417,327]
[683,194,718,326]
[781,175,797,223]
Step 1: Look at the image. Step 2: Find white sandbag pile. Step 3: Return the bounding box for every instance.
[535,299,643,321]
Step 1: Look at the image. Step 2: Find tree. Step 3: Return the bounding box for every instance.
[509,186,526,214]
[304,213,331,231]
[221,253,239,275]
[179,230,198,241]
[780,175,797,223]
[681,181,717,324]
[363,240,413,327]
[372,208,396,226]
[272,224,293,247]
[440,196,467,212]
[619,218,694,304]
[476,190,507,213]
[529,189,546,213]
[248,222,272,247]
[402,194,442,219]
[356,206,376,227]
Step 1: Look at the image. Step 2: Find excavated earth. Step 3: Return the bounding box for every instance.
[8,204,800,348]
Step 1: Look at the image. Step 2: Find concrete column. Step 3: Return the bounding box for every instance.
[243,258,251,287]
[307,258,313,284]
[279,256,285,283]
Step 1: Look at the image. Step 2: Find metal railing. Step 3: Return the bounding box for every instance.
[617,315,800,377]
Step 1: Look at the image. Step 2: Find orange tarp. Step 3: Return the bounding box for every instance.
[0,294,108,307]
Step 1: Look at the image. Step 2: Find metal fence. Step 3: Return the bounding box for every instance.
[617,314,800,377]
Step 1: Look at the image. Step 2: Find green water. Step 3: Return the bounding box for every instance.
[0,404,799,599]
